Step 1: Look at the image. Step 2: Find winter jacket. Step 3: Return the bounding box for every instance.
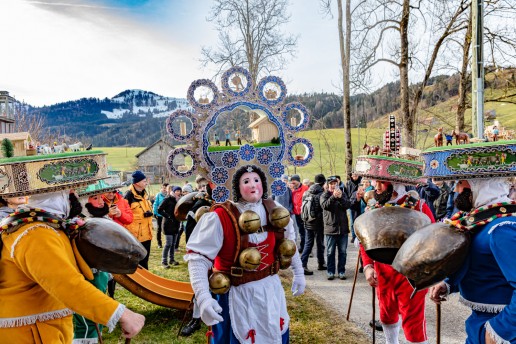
[273,187,293,214]
[152,192,167,217]
[320,190,351,235]
[102,192,133,226]
[0,206,14,220]
[433,182,451,221]
[157,196,180,235]
[302,183,324,231]
[292,184,308,215]
[417,179,440,218]
[124,185,153,242]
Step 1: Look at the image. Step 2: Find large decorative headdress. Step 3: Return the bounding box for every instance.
[354,115,426,185]
[0,151,108,197]
[421,140,516,181]
[165,66,313,203]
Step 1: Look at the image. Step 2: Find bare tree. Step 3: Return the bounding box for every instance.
[354,0,470,147]
[201,0,298,81]
[312,118,339,175]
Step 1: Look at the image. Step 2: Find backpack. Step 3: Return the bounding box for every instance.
[301,193,317,223]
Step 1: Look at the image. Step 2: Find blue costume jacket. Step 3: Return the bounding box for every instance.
[446,216,516,344]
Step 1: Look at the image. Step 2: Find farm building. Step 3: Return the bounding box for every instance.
[248,114,279,143]
[0,132,34,157]
[134,138,182,183]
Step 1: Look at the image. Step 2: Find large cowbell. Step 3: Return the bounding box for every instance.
[75,217,147,274]
[392,222,470,294]
[354,206,431,264]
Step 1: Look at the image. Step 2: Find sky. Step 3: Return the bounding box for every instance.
[0,0,354,107]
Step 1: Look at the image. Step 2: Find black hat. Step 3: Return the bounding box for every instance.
[314,174,326,184]
[290,174,301,182]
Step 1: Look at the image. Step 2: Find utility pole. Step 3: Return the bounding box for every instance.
[471,0,485,139]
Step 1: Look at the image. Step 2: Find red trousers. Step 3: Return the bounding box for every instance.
[376,262,428,343]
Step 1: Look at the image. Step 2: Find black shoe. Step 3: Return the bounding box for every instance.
[359,267,364,273]
[309,253,314,258]
[170,261,179,266]
[180,318,201,337]
[369,320,383,331]
[318,264,327,271]
[303,267,313,275]
[158,244,163,249]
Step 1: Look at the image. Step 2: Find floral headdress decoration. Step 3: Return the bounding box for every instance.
[165,66,313,203]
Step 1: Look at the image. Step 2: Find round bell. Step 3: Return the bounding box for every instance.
[238,210,261,234]
[269,206,290,228]
[238,247,262,270]
[279,255,292,269]
[277,239,297,258]
[392,222,470,293]
[354,206,432,265]
[194,206,210,222]
[175,192,202,221]
[209,272,231,294]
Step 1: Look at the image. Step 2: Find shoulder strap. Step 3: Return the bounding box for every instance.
[211,201,245,264]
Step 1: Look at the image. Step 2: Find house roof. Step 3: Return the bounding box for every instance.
[0,132,32,142]
[248,115,269,129]
[135,138,174,158]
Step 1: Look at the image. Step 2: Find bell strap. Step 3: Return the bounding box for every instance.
[229,260,280,287]
[447,202,516,232]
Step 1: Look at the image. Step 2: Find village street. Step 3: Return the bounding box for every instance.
[302,240,471,344]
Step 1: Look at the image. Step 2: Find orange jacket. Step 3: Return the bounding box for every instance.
[102,192,133,226]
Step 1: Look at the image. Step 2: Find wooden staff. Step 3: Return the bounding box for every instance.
[372,287,376,344]
[125,338,131,344]
[346,253,361,321]
[94,323,103,344]
[436,303,441,344]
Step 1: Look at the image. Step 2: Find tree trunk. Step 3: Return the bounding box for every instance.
[338,0,353,176]
[399,0,412,147]
[457,6,472,132]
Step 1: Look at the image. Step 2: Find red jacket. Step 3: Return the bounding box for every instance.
[102,192,133,226]
[291,184,308,215]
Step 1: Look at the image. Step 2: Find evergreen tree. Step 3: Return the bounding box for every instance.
[1,138,15,158]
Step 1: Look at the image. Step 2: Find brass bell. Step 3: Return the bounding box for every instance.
[238,210,261,234]
[269,206,291,228]
[277,239,297,258]
[279,255,292,269]
[194,206,210,222]
[238,247,262,270]
[209,272,231,294]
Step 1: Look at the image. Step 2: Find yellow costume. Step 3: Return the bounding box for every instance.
[0,222,123,343]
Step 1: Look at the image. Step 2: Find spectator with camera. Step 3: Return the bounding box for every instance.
[124,170,154,269]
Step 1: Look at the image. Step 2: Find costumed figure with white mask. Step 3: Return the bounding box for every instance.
[165,66,313,343]
[0,152,145,342]
[353,151,435,344]
[423,140,516,344]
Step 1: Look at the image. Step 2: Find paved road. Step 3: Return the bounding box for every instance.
[302,239,471,344]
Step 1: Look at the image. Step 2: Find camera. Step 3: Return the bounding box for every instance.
[143,210,153,218]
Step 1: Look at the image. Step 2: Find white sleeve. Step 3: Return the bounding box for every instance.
[273,200,297,241]
[184,211,224,262]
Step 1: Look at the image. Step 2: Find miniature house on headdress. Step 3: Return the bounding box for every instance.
[165,66,313,203]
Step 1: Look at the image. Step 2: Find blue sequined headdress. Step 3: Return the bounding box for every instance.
[165,66,313,203]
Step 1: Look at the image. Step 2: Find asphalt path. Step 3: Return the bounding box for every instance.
[302,238,471,344]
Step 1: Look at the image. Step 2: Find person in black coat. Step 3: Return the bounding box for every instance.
[300,174,327,275]
[158,185,181,267]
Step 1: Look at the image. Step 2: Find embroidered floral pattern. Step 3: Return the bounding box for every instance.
[211,167,229,185]
[239,144,256,161]
[221,151,239,169]
[256,148,274,165]
[430,159,439,169]
[212,186,230,203]
[269,162,285,179]
[271,180,287,197]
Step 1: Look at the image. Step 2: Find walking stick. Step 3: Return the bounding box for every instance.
[94,323,104,344]
[372,287,376,344]
[124,339,131,344]
[346,253,361,321]
[436,303,441,344]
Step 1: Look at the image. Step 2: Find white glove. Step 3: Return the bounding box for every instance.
[197,293,223,325]
[354,237,360,248]
[290,251,306,296]
[188,258,223,325]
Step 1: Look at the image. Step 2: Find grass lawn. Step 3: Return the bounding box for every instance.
[99,147,144,172]
[101,235,369,343]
